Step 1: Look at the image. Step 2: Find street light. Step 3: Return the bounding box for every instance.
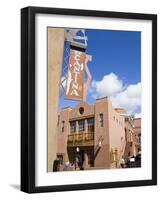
[99,140,102,147]
[76,147,80,152]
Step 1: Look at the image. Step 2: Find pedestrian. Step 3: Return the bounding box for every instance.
[75,157,80,170]
[69,162,75,171]
[120,156,125,168]
[63,160,70,171]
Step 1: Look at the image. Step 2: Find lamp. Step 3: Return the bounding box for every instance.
[76,147,80,152]
[99,140,102,147]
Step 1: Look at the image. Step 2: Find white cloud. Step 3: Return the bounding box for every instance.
[90,73,123,98]
[89,72,141,115]
[110,82,141,114]
[135,112,141,118]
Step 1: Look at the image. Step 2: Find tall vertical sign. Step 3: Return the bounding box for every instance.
[65,49,85,101]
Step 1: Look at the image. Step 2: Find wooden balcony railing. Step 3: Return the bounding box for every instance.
[67,132,94,147]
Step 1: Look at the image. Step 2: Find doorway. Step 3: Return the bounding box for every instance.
[76,150,84,170]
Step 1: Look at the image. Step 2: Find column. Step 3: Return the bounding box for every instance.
[85,119,88,132]
[83,152,89,169]
[76,121,79,133]
[48,28,65,172]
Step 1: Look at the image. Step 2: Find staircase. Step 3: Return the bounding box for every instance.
[94,136,103,158]
[123,141,132,160]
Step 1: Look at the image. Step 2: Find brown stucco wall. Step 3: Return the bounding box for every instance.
[133,118,141,136]
[47,28,65,172]
[57,108,71,164]
[69,102,94,120]
[94,97,110,167]
[108,101,126,167]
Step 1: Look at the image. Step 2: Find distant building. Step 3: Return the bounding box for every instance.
[124,116,141,161]
[56,97,141,170]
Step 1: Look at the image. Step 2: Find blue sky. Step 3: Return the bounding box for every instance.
[86,29,141,84]
[59,29,141,116]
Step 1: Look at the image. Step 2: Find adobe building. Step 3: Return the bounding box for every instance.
[56,97,128,170]
[133,118,141,152]
[124,116,141,160]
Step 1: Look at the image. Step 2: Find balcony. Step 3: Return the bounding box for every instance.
[67,132,94,147]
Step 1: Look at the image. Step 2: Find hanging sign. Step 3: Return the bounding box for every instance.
[65,49,85,101]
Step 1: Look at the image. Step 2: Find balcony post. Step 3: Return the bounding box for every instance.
[76,121,79,133]
[85,119,88,132]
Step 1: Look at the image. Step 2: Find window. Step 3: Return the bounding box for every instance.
[61,121,65,132]
[87,118,94,132]
[79,107,84,115]
[99,113,104,127]
[78,120,85,132]
[138,133,141,143]
[70,121,76,133]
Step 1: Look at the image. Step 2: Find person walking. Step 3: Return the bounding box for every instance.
[63,160,70,171]
[120,156,125,168]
